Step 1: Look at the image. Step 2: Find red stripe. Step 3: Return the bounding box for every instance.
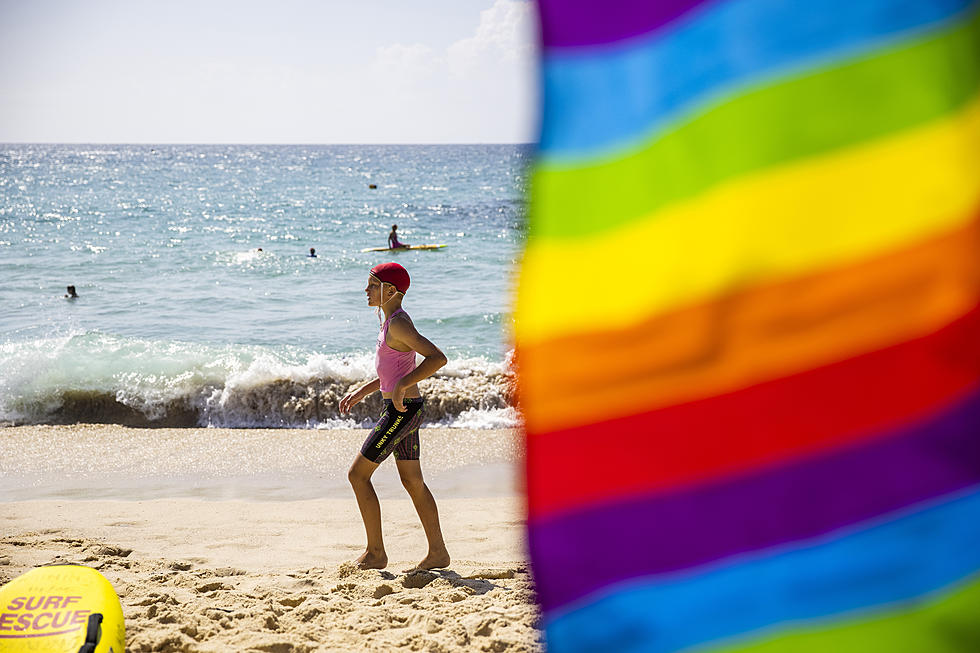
[526,303,980,519]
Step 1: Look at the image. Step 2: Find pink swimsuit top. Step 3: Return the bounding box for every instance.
[376,309,417,393]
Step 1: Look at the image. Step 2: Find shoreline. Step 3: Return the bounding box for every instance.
[0,424,523,502]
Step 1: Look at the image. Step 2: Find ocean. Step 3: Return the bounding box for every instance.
[0,144,529,429]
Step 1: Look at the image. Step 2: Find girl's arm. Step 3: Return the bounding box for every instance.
[387,318,447,411]
[340,378,380,414]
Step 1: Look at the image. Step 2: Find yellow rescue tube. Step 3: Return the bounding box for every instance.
[0,564,125,652]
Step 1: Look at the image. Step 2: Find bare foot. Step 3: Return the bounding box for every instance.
[356,550,388,570]
[410,549,450,571]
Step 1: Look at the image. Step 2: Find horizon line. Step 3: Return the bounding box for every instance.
[0,141,536,147]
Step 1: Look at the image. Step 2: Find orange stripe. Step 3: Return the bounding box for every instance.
[517,216,980,433]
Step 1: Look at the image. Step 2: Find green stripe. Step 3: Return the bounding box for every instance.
[529,9,980,242]
[704,573,980,652]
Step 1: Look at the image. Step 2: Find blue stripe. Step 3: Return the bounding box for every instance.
[538,0,976,161]
[544,487,980,653]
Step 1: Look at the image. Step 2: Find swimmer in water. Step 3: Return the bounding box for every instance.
[309,247,317,257]
[388,225,408,249]
[64,285,78,299]
[339,262,450,571]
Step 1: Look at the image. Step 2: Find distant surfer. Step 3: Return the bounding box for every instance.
[309,247,317,257]
[339,262,450,571]
[64,285,78,299]
[388,224,408,249]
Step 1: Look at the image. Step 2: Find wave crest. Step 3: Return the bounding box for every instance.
[0,333,517,428]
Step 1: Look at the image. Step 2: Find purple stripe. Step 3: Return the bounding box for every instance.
[538,0,714,50]
[529,385,980,613]
[0,626,82,638]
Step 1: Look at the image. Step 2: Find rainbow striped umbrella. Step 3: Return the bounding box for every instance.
[517,0,980,650]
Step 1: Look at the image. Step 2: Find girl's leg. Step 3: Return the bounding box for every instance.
[396,459,450,570]
[348,454,387,569]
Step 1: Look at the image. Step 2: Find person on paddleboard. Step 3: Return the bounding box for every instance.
[388,224,409,249]
[339,262,450,571]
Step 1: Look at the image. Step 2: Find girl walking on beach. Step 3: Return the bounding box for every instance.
[339,262,451,570]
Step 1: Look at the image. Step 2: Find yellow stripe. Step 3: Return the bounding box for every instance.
[515,94,980,345]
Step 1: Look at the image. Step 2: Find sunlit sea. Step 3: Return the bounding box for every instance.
[0,144,529,428]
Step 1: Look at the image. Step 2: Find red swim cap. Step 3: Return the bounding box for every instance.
[370,262,410,293]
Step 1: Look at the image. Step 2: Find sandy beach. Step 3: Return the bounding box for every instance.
[0,425,541,652]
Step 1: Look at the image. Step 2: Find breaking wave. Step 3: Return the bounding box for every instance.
[0,331,517,428]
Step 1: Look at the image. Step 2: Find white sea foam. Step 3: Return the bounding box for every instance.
[442,406,522,429]
[0,332,515,428]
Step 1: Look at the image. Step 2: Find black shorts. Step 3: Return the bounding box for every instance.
[359,398,424,463]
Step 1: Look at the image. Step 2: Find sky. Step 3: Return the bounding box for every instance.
[0,0,539,143]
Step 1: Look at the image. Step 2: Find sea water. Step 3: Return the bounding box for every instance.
[0,144,529,428]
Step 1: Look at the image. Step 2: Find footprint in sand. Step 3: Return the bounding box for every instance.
[372,583,395,599]
[210,566,247,577]
[92,545,132,557]
[178,624,199,639]
[247,639,311,653]
[246,639,312,653]
[277,595,306,608]
[464,567,516,580]
[146,604,178,624]
[461,613,497,637]
[294,602,328,622]
[135,593,179,607]
[203,608,234,621]
[445,587,477,602]
[425,615,445,634]
[262,613,281,631]
[401,570,438,589]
